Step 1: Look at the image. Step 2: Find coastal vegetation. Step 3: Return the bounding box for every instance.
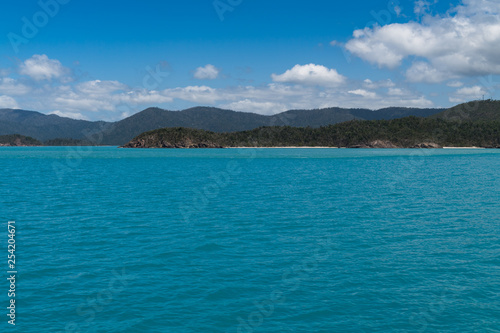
[0,135,96,146]
[44,138,97,146]
[0,134,42,146]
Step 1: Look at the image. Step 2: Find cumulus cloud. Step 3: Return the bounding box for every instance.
[0,78,31,95]
[53,95,117,112]
[272,64,346,87]
[348,89,377,99]
[345,0,500,82]
[363,78,395,89]
[449,85,487,103]
[406,61,455,83]
[3,77,435,120]
[447,81,464,88]
[0,95,19,109]
[163,86,219,104]
[76,80,127,95]
[49,110,89,120]
[193,64,220,80]
[5,54,440,120]
[388,88,404,96]
[121,90,173,105]
[456,85,487,97]
[19,54,70,81]
[48,86,173,114]
[414,0,435,17]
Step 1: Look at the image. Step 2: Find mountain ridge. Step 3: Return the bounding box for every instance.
[2,100,498,146]
[0,106,445,145]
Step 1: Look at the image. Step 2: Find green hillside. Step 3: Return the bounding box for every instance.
[431,100,500,122]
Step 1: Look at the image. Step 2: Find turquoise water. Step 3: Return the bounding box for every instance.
[1,147,499,332]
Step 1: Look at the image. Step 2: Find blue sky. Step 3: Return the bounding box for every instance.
[1,0,499,120]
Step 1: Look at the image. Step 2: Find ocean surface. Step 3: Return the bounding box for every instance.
[1,147,499,333]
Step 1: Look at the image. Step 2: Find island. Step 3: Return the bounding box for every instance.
[0,134,42,147]
[122,116,500,149]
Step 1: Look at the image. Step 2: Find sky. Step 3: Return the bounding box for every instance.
[0,0,499,121]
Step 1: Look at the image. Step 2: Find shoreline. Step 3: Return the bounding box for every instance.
[442,147,485,149]
[226,146,340,149]
[226,146,491,149]
[1,145,495,149]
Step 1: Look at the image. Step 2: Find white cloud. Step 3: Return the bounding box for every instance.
[53,95,117,112]
[49,110,89,120]
[414,0,434,17]
[0,78,31,95]
[456,86,486,97]
[348,89,377,98]
[5,77,436,120]
[406,61,455,83]
[121,90,173,105]
[398,96,434,108]
[345,0,500,82]
[363,78,395,89]
[221,99,287,115]
[0,95,19,109]
[449,85,487,103]
[19,54,69,81]
[4,55,441,121]
[163,86,219,104]
[388,88,404,96]
[193,64,220,80]
[272,64,346,87]
[447,81,464,88]
[76,80,127,95]
[449,97,464,103]
[458,0,500,15]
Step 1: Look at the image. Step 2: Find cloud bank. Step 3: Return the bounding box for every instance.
[0,55,436,120]
[345,0,500,83]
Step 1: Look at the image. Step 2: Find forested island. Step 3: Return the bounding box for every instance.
[0,135,97,147]
[122,116,500,149]
[0,134,42,146]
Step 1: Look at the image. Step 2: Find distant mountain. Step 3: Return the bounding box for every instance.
[99,106,446,145]
[0,109,108,142]
[431,100,500,122]
[0,106,446,145]
[100,107,270,145]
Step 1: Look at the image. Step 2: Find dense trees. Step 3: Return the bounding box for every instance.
[0,134,42,146]
[124,117,500,148]
[44,138,97,146]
